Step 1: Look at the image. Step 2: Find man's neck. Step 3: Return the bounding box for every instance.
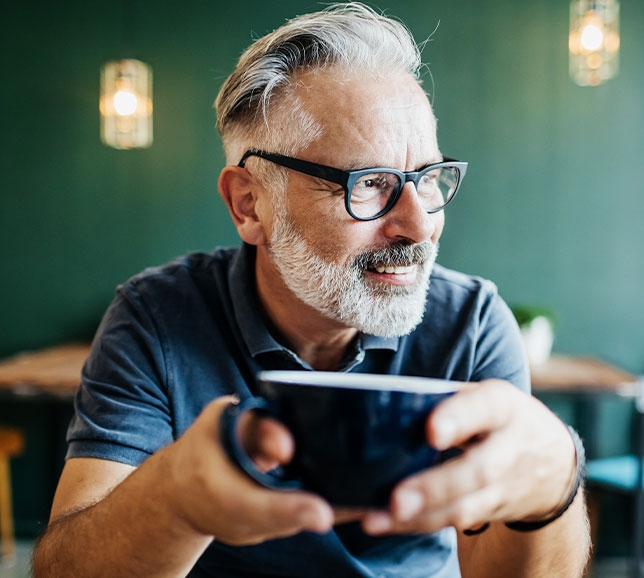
[254,254,358,371]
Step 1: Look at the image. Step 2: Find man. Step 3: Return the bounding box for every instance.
[32,3,590,577]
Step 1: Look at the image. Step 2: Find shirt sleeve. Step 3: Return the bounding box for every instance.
[470,289,531,393]
[66,281,174,466]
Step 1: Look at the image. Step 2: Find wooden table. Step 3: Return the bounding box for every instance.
[531,354,637,395]
[532,356,643,578]
[0,344,91,535]
[0,343,90,401]
[531,354,638,458]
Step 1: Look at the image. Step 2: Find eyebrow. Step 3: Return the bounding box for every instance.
[345,157,444,172]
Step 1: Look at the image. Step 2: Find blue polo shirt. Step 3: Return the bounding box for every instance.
[67,243,529,578]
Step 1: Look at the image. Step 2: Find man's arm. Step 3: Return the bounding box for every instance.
[32,456,213,578]
[456,491,589,578]
[32,397,334,578]
[360,380,591,578]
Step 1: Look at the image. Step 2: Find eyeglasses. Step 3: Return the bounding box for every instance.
[238,149,468,221]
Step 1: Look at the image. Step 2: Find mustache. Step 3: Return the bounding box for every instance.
[353,241,437,270]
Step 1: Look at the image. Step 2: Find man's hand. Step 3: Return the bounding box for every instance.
[164,396,335,545]
[360,380,577,535]
[34,396,337,578]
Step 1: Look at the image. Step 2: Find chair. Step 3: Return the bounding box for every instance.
[585,377,644,578]
[0,427,25,562]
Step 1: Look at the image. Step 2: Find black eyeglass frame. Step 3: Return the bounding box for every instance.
[238,149,468,221]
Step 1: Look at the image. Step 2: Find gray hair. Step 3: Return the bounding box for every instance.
[214,2,423,168]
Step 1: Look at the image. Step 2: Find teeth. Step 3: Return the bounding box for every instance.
[374,265,414,274]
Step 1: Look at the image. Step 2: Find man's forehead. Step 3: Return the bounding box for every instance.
[288,70,439,169]
[294,68,431,110]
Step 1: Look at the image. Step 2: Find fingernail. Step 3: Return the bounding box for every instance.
[298,507,327,532]
[395,488,424,521]
[433,417,456,449]
[363,513,393,534]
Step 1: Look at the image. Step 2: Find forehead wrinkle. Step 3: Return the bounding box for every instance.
[345,111,436,171]
[294,69,439,171]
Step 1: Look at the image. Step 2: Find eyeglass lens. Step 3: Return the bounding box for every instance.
[349,166,460,219]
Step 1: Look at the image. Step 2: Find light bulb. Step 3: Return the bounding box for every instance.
[100,59,153,149]
[113,90,138,116]
[569,0,619,86]
[580,23,604,51]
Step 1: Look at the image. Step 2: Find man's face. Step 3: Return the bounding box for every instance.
[263,69,445,337]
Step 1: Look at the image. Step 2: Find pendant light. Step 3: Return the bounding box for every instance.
[569,0,620,87]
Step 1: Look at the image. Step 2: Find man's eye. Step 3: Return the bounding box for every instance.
[356,174,392,190]
[361,177,386,189]
[351,173,398,202]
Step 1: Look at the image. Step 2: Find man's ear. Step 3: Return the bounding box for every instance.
[218,166,268,246]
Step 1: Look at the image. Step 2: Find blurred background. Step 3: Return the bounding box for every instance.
[1,0,643,570]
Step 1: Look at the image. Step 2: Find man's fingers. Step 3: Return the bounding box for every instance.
[264,492,334,535]
[392,432,509,511]
[360,381,579,538]
[240,413,295,472]
[364,484,504,536]
[427,380,516,449]
[199,398,334,544]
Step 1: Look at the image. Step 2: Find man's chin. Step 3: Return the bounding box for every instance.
[366,322,423,338]
[357,315,424,338]
[350,295,427,337]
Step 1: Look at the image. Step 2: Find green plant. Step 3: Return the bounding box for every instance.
[510,305,556,328]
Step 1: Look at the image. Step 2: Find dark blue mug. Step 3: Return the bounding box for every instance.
[220,371,459,507]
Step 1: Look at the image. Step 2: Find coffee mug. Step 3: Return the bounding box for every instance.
[220,371,459,507]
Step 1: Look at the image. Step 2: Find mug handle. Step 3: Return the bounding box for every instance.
[219,397,303,491]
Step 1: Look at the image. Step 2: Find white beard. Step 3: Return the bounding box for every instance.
[267,211,437,337]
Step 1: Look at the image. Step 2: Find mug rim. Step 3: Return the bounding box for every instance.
[258,370,459,394]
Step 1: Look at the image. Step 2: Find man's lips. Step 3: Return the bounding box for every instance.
[366,264,419,286]
[369,264,415,275]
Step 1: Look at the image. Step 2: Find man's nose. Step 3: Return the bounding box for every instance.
[379,181,440,244]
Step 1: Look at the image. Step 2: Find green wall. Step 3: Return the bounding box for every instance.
[3,0,642,370]
[2,0,643,554]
